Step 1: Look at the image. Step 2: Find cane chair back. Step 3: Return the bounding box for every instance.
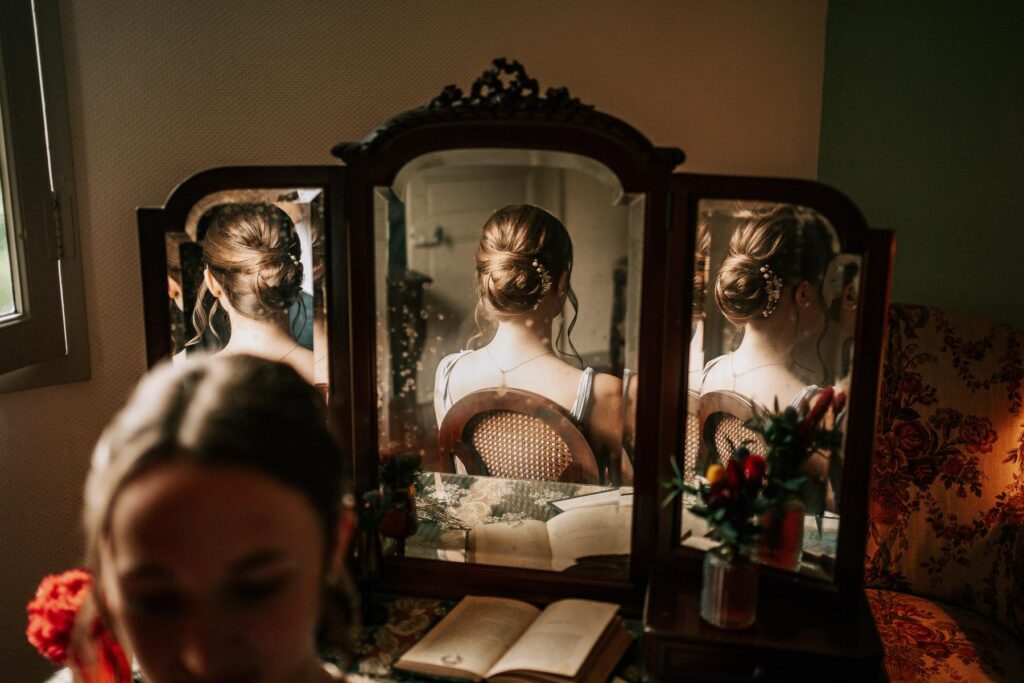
[697,390,766,473]
[438,389,599,484]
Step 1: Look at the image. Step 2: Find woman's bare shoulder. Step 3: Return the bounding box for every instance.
[592,371,624,400]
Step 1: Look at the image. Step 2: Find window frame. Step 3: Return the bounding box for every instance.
[0,0,89,391]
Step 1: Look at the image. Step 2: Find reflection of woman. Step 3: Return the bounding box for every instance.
[433,204,631,484]
[701,206,837,409]
[189,203,314,383]
[688,217,712,389]
[73,355,353,682]
[702,206,839,512]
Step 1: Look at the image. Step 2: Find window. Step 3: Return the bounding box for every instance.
[0,0,88,391]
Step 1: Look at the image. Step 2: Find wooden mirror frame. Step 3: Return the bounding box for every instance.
[654,172,894,609]
[136,165,352,442]
[333,59,683,609]
[133,60,895,615]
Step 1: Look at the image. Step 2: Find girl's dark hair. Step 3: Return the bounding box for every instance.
[189,203,304,346]
[470,204,582,365]
[714,205,837,325]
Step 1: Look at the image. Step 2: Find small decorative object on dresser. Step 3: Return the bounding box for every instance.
[362,452,422,540]
[664,450,768,629]
[754,388,844,572]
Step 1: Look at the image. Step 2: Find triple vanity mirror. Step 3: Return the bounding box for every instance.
[138,60,891,610]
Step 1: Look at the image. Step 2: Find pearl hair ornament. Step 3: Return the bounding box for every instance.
[531,258,552,310]
[759,264,783,318]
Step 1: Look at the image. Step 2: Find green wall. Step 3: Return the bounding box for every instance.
[818,1,1024,327]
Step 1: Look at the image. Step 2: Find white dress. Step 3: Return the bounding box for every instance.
[435,349,595,424]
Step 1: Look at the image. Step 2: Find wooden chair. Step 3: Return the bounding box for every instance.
[438,389,600,484]
[683,389,700,481]
[696,389,766,474]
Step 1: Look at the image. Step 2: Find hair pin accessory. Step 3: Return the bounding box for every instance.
[759,264,783,318]
[531,258,552,310]
[289,254,299,265]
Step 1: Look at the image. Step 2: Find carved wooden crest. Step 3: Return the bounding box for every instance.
[333,58,684,169]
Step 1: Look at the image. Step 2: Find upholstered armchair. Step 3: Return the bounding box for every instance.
[866,304,1023,682]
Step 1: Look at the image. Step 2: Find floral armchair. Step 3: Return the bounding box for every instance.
[866,304,1023,682]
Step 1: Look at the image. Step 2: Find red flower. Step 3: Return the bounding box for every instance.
[743,454,766,482]
[940,457,964,479]
[959,416,997,454]
[725,459,743,488]
[893,419,929,455]
[26,569,92,664]
[897,372,925,397]
[798,387,834,436]
[26,569,131,682]
[832,391,847,415]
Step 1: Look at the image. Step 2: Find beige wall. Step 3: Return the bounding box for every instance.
[0,0,826,675]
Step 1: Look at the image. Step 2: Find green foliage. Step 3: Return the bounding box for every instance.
[360,452,423,529]
[748,395,843,512]
[662,388,844,552]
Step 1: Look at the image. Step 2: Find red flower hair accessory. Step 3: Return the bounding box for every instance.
[27,569,92,664]
[26,569,131,682]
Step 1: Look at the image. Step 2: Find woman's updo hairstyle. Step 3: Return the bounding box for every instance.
[190,203,304,346]
[714,205,837,325]
[475,204,573,318]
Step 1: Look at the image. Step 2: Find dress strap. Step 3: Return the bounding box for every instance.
[570,367,595,422]
[791,384,824,410]
[437,350,473,414]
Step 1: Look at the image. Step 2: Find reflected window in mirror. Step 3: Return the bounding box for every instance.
[372,150,645,575]
[165,188,329,392]
[681,200,861,583]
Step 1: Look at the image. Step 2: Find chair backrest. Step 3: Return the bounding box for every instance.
[697,390,766,474]
[867,304,1024,640]
[684,389,700,481]
[438,389,599,484]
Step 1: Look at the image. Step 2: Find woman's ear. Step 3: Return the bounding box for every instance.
[841,282,858,311]
[204,267,224,298]
[795,281,815,309]
[167,275,182,300]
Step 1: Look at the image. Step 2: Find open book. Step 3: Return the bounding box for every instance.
[395,596,632,683]
[468,505,631,571]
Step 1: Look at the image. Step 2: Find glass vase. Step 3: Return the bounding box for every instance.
[700,545,758,629]
[758,497,805,572]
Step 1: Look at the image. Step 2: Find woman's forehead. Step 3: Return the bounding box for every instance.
[105,462,323,578]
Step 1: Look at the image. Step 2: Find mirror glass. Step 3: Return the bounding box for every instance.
[374,149,644,577]
[166,188,329,393]
[681,199,860,583]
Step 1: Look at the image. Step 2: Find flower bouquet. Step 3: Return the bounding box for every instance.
[666,448,768,629]
[361,452,423,539]
[750,387,844,571]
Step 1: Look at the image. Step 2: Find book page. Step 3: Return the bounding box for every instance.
[396,596,541,680]
[486,599,619,678]
[550,487,633,512]
[468,520,552,570]
[546,505,631,571]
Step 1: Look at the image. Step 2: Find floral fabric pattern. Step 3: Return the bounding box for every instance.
[866,589,1023,683]
[868,305,1024,641]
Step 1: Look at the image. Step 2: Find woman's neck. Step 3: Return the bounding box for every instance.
[221,309,295,356]
[487,314,555,360]
[733,317,796,370]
